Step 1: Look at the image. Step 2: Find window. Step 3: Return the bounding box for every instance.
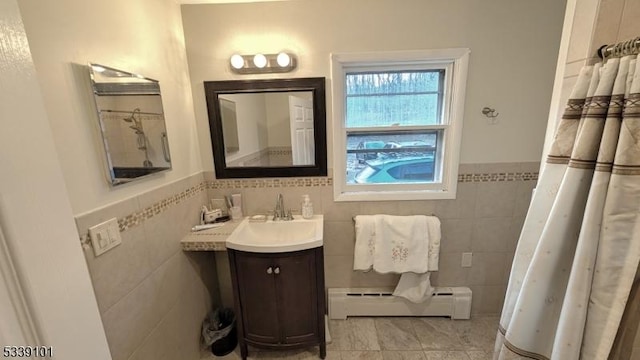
[331,49,469,201]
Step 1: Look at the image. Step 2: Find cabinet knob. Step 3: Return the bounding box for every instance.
[266,267,273,274]
[274,267,280,275]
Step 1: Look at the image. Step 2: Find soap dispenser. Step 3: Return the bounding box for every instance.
[301,195,314,219]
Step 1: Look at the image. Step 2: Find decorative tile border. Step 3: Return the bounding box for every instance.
[457,172,539,183]
[79,181,207,247]
[206,177,333,189]
[181,241,227,251]
[207,171,538,189]
[117,182,206,232]
[79,169,539,246]
[179,219,241,251]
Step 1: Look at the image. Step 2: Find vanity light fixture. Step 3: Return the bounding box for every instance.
[229,52,297,74]
[230,54,245,70]
[253,54,267,68]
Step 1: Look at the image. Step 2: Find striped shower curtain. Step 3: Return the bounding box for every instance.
[494,55,640,360]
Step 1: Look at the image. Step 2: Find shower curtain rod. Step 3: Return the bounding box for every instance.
[598,36,640,60]
[100,109,164,116]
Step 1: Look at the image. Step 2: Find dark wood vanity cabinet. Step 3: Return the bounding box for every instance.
[228,247,326,359]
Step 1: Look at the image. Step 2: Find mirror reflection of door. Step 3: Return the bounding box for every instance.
[288,96,314,166]
[217,91,315,168]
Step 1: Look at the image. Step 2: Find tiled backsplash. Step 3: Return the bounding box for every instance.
[78,163,538,244]
[206,162,540,314]
[74,162,539,360]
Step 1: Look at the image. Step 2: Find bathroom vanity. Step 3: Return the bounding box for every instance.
[181,215,326,359]
[229,247,326,359]
[226,215,326,359]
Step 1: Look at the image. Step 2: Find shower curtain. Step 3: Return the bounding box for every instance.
[494,55,640,360]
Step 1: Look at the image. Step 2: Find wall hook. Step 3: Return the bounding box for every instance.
[482,107,499,118]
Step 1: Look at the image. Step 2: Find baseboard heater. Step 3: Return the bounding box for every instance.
[328,287,472,320]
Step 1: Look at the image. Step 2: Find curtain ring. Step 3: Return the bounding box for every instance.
[626,39,635,56]
[617,42,624,57]
[625,39,633,56]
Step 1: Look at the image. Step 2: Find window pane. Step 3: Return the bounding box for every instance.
[346,131,438,184]
[346,71,441,95]
[346,93,439,127]
[345,70,443,128]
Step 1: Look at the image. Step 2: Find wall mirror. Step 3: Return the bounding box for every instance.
[204,77,327,178]
[88,63,172,186]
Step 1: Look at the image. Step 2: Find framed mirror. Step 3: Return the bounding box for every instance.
[88,63,172,186]
[204,77,327,178]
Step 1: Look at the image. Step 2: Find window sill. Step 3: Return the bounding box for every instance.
[333,187,457,202]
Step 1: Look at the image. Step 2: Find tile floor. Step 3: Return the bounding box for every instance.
[202,316,499,360]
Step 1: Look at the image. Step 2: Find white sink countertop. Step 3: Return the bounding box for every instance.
[226,215,324,253]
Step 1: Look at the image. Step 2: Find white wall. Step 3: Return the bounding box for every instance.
[221,93,269,162]
[182,0,566,172]
[18,0,203,215]
[265,91,310,147]
[0,1,111,358]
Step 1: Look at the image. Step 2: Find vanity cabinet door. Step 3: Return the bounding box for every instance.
[276,251,319,344]
[233,253,280,344]
[229,248,326,359]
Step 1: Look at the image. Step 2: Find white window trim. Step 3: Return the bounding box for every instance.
[330,48,470,202]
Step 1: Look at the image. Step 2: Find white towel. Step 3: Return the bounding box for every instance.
[393,273,434,303]
[373,215,439,273]
[353,215,441,302]
[353,215,376,271]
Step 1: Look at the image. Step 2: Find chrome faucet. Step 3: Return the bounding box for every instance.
[273,194,293,221]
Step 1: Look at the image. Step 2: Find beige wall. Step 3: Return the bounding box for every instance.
[265,91,308,147]
[18,0,203,215]
[184,0,564,315]
[75,174,220,360]
[220,93,269,163]
[591,0,640,52]
[6,0,569,357]
[16,1,217,359]
[182,0,566,171]
[0,1,111,358]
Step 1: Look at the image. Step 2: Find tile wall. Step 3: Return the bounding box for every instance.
[590,0,640,56]
[207,162,539,315]
[75,173,220,360]
[74,161,538,360]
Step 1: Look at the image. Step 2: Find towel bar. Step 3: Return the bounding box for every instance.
[352,214,436,221]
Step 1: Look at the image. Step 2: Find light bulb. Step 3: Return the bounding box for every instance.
[92,65,106,73]
[253,54,267,68]
[276,53,291,67]
[230,54,245,69]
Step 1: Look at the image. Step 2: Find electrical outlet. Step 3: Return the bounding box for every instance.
[89,218,122,256]
[461,252,473,268]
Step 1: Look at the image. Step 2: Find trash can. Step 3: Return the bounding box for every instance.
[202,308,237,357]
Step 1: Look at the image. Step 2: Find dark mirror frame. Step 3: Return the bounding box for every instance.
[204,77,327,179]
